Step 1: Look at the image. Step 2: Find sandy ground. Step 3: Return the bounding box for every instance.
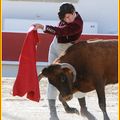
[2,77,118,120]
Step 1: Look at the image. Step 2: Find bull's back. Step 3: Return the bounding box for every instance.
[86,40,118,84]
[58,39,118,86]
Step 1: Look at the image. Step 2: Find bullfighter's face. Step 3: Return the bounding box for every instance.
[63,12,76,23]
[40,64,74,101]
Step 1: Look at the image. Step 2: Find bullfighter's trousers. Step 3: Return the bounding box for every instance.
[47,37,86,99]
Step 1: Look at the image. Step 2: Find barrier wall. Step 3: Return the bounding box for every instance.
[2,32,118,62]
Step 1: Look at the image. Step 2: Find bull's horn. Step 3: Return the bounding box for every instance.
[60,63,76,82]
[38,73,44,81]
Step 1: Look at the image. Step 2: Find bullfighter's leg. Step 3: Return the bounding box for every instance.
[47,37,60,120]
[47,83,59,120]
[59,94,79,115]
[47,37,73,120]
[95,81,110,120]
[78,97,96,120]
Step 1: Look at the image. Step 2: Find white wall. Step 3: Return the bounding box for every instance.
[76,0,118,34]
[2,61,48,77]
[3,18,98,34]
[2,0,118,34]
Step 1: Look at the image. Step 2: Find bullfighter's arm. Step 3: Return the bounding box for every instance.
[44,22,83,36]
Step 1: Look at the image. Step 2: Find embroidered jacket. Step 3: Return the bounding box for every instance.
[44,12,83,43]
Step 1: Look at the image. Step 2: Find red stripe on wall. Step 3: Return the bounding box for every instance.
[2,32,54,62]
[2,32,118,62]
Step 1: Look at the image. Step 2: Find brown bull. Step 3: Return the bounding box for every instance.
[38,39,118,120]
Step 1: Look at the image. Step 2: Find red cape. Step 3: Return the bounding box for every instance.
[13,27,40,102]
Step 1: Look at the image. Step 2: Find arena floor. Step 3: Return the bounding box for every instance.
[2,77,118,120]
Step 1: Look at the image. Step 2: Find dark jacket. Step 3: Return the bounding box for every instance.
[44,12,83,43]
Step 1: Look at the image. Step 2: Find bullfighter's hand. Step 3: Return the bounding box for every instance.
[32,23,44,30]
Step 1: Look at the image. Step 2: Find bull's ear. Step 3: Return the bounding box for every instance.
[38,73,44,81]
[42,64,61,77]
[38,67,50,81]
[42,67,50,77]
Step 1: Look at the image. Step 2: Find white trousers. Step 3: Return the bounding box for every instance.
[47,37,86,99]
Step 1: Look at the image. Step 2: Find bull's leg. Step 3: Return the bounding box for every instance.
[59,95,79,115]
[78,97,96,120]
[95,82,110,120]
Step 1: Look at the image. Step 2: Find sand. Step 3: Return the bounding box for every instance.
[2,77,118,120]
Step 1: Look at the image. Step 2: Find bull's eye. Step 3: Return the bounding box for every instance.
[60,74,67,83]
[61,79,65,83]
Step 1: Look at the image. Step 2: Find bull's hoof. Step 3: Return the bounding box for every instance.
[65,107,79,115]
[49,115,59,120]
[81,109,96,120]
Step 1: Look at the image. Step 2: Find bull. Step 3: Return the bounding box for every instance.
[38,39,118,120]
